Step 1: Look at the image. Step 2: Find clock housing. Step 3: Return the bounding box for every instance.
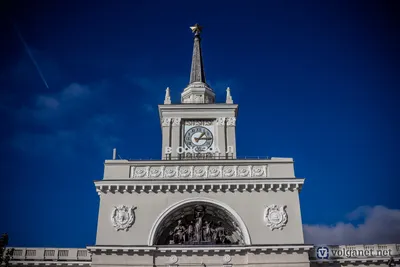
[183,120,215,154]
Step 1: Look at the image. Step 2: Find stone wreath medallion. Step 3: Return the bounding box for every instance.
[169,255,178,264]
[111,205,137,231]
[223,254,232,264]
[263,204,288,230]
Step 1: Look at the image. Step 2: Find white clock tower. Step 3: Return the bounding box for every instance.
[5,24,399,267]
[90,24,310,267]
[159,23,238,160]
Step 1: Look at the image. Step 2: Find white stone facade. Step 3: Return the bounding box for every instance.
[4,24,399,267]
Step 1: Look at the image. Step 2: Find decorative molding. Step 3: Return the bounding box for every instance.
[172,118,181,127]
[111,205,137,231]
[223,254,232,264]
[184,120,213,126]
[169,255,178,264]
[216,117,226,126]
[162,118,172,127]
[226,117,236,127]
[263,204,288,231]
[131,165,267,179]
[87,244,314,255]
[96,180,304,195]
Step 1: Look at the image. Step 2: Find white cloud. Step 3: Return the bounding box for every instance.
[303,206,400,245]
[17,83,93,124]
[11,82,120,156]
[36,95,60,110]
[60,83,91,99]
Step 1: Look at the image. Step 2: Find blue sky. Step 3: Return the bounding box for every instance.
[1,0,399,247]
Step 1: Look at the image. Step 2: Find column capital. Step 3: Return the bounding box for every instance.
[226,117,236,127]
[162,118,172,127]
[216,117,226,126]
[172,118,181,127]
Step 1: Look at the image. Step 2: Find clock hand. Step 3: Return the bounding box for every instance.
[194,132,206,143]
[198,137,212,140]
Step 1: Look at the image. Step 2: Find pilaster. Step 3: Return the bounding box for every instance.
[161,118,172,159]
[216,117,226,158]
[226,117,237,158]
[171,118,182,159]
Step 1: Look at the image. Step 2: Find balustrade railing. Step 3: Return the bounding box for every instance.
[3,248,91,261]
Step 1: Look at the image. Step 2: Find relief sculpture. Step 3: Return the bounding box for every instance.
[167,205,234,245]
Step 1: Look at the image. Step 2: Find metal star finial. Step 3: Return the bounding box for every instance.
[190,23,203,35]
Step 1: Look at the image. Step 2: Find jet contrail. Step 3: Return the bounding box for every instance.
[12,22,49,89]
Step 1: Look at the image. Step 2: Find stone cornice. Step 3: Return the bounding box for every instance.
[311,257,399,265]
[94,179,304,195]
[104,158,294,165]
[87,244,313,254]
[158,103,238,111]
[6,245,399,265]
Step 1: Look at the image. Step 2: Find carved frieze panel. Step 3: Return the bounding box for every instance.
[130,165,268,179]
[164,166,178,178]
[149,167,163,178]
[133,166,149,178]
[179,166,193,178]
[184,120,213,126]
[237,166,251,177]
[208,166,222,178]
[223,166,237,178]
[193,166,207,178]
[252,165,267,177]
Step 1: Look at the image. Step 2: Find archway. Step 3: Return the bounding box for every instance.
[148,197,251,246]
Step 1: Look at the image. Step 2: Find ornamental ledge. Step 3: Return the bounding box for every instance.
[311,257,399,264]
[87,245,312,254]
[95,181,303,195]
[105,159,293,165]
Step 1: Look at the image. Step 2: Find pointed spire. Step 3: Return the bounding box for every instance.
[164,87,171,104]
[181,24,215,104]
[189,23,206,84]
[226,87,233,104]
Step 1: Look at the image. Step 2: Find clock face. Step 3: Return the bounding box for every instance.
[184,126,214,152]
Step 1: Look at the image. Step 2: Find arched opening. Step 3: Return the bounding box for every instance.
[148,198,251,246]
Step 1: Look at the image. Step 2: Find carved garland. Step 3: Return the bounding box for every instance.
[131,165,267,179]
[131,165,267,178]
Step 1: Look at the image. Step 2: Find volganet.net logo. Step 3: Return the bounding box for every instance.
[316,246,330,259]
[314,245,393,260]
